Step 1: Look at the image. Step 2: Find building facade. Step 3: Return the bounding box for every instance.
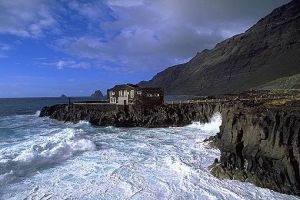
[107,84,164,105]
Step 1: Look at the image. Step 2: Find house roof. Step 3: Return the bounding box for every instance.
[108,83,164,92]
[108,83,140,91]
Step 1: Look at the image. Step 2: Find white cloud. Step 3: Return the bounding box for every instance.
[0,43,12,58]
[56,60,90,70]
[107,0,145,8]
[67,0,111,21]
[0,43,12,51]
[56,0,289,72]
[0,0,289,71]
[0,0,58,37]
[38,59,91,70]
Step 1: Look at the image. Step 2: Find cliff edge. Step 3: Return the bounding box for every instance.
[210,90,300,195]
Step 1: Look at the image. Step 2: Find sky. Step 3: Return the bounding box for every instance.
[0,0,290,97]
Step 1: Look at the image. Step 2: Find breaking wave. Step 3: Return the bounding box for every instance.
[187,112,222,133]
[0,111,297,200]
[34,110,41,117]
[0,128,96,185]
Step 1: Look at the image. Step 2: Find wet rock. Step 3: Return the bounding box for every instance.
[213,104,300,196]
[40,103,219,128]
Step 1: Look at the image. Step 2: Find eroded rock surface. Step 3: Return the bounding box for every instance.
[212,102,300,195]
[40,103,220,128]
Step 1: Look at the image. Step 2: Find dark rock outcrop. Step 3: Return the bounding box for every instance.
[91,90,103,98]
[140,0,300,95]
[211,100,300,196]
[40,102,220,128]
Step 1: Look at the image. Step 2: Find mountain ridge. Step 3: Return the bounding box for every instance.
[139,0,300,95]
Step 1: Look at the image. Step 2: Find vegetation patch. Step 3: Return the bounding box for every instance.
[266,97,300,106]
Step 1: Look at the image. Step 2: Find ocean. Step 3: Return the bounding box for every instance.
[0,98,298,200]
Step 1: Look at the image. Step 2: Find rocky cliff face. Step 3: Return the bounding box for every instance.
[140,0,300,95]
[211,101,300,195]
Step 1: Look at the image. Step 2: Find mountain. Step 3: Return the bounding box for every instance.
[60,94,67,98]
[91,90,104,98]
[139,0,300,95]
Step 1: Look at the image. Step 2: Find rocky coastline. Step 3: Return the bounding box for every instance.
[40,102,222,128]
[40,90,300,196]
[211,99,300,196]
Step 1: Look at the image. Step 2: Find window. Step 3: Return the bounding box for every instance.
[111,97,117,103]
[110,97,115,103]
[124,90,128,97]
[147,93,153,97]
[119,90,122,97]
[137,91,142,95]
[110,91,115,96]
[130,90,134,98]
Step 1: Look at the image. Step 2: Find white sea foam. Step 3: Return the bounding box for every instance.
[77,120,90,125]
[187,112,222,133]
[0,128,96,185]
[1,112,298,200]
[34,110,41,117]
[13,129,95,163]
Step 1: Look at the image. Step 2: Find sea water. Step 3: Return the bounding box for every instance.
[0,98,298,200]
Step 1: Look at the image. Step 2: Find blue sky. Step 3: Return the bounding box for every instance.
[0,0,289,97]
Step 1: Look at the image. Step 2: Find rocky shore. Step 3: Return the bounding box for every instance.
[40,90,300,196]
[211,97,300,196]
[40,102,221,128]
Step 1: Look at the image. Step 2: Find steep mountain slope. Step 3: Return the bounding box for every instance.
[140,0,300,95]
